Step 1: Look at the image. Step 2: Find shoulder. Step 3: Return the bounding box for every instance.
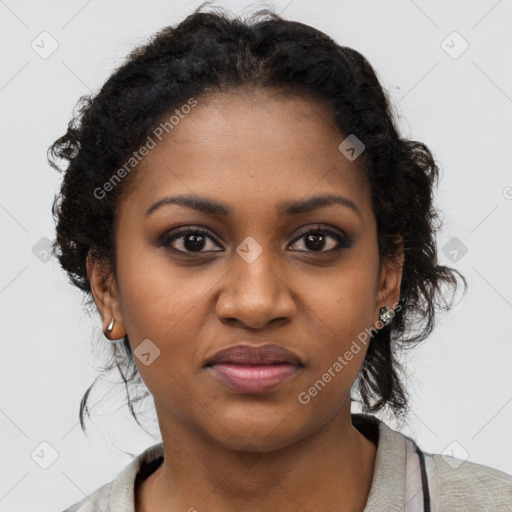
[59,442,164,512]
[60,481,112,511]
[432,453,512,510]
[363,414,512,511]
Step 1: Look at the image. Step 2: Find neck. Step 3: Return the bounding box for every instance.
[137,407,378,512]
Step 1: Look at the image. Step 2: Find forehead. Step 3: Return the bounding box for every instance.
[118,90,372,222]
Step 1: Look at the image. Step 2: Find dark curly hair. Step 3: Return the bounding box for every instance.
[48,3,467,432]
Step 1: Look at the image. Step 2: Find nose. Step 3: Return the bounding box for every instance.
[215,248,296,330]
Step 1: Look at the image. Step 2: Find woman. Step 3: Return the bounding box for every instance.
[51,4,512,511]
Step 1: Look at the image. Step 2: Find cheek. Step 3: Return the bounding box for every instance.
[309,257,378,334]
[298,281,375,414]
[116,239,207,332]
[300,251,379,376]
[115,254,209,405]
[114,247,220,388]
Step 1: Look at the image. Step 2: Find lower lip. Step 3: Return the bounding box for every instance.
[207,363,300,393]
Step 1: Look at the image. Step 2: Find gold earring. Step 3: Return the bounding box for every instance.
[106,317,115,333]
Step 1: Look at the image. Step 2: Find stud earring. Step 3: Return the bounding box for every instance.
[379,307,394,326]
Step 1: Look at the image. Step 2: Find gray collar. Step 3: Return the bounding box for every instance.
[108,414,408,511]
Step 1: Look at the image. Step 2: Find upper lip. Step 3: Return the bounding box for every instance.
[205,343,303,366]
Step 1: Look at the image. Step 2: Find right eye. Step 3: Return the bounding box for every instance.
[160,226,223,254]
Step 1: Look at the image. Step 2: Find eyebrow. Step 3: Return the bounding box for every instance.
[145,193,361,218]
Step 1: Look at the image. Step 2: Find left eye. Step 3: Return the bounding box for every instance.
[289,228,350,252]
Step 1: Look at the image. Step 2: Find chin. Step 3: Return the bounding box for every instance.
[198,403,320,453]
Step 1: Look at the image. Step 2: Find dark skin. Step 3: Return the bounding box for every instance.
[87,89,403,511]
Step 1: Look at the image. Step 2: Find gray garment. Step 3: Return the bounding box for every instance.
[61,414,512,511]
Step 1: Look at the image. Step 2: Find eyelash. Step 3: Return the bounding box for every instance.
[159,225,352,255]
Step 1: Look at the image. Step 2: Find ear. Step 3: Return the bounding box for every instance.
[373,236,404,325]
[86,250,126,340]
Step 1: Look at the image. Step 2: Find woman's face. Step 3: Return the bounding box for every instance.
[89,89,402,451]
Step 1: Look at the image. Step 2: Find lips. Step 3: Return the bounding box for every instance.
[205,343,303,393]
[205,344,302,366]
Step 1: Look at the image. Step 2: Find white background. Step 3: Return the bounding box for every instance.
[1,0,511,510]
